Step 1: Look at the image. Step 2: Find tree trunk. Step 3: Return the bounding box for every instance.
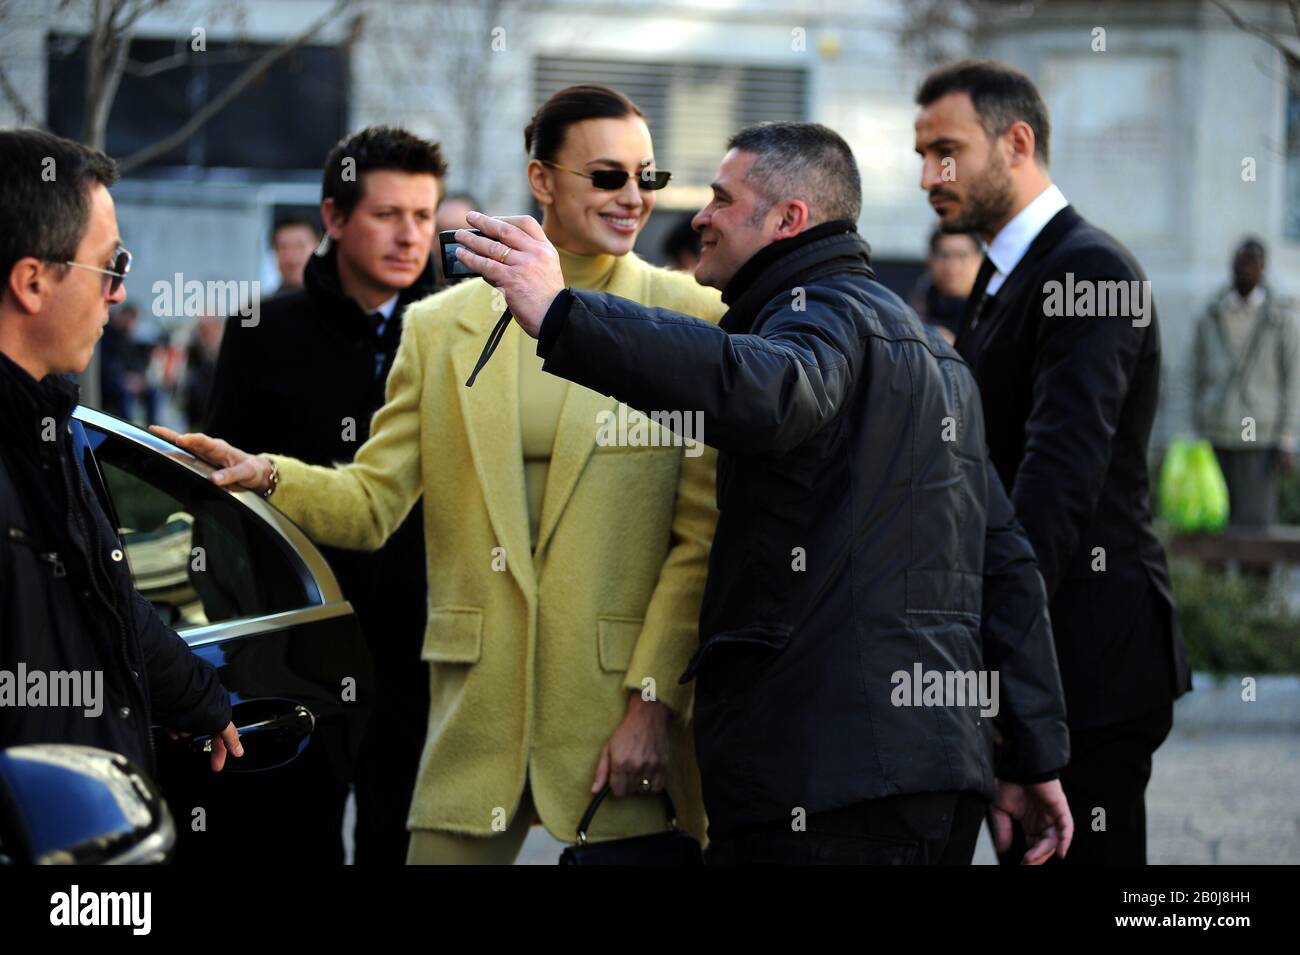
[81,0,133,152]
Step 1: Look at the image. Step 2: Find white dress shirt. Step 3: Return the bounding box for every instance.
[984,183,1069,296]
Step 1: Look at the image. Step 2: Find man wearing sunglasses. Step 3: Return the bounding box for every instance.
[0,129,241,779]
[452,121,1074,865]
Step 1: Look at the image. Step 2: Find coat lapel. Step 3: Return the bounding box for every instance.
[450,290,536,597]
[974,205,1081,332]
[535,385,616,558]
[533,255,649,558]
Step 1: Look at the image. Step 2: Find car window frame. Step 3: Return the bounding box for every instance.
[73,407,354,646]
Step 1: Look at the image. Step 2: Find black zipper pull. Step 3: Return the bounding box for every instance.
[40,551,66,578]
[5,525,60,578]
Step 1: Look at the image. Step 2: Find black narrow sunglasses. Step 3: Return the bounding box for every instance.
[542,161,672,191]
[58,246,132,296]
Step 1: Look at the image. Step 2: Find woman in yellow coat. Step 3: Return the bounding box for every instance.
[163,86,724,863]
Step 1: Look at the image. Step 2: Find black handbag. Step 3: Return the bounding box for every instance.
[559,785,703,865]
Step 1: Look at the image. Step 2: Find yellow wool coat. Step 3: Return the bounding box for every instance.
[265,252,725,843]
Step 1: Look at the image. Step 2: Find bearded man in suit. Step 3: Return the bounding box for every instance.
[914,59,1193,865]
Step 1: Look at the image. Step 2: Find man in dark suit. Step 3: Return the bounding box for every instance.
[203,127,444,864]
[914,60,1192,864]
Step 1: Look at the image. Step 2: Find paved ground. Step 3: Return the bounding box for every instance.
[1145,727,1300,864]
[510,725,1300,864]
[342,680,1298,865]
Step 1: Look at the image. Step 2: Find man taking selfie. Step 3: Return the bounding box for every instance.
[449,122,1073,865]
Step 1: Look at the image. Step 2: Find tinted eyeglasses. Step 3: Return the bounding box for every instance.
[542,161,672,191]
[59,246,132,296]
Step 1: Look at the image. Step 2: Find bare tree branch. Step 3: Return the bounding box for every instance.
[124,43,262,77]
[118,0,355,172]
[123,45,188,76]
[1209,0,1300,70]
[102,5,136,117]
[0,0,43,123]
[116,0,170,34]
[393,0,520,205]
[897,0,1041,66]
[1210,0,1300,98]
[82,0,114,147]
[0,60,41,126]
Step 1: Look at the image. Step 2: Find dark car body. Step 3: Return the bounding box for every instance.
[70,407,371,864]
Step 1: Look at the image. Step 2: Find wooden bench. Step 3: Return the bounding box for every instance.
[1170,525,1300,566]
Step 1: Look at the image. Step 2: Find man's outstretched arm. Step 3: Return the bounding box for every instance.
[454,212,857,454]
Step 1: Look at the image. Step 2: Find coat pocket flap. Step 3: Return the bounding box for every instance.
[678,624,793,684]
[905,569,981,618]
[421,607,484,664]
[597,616,644,673]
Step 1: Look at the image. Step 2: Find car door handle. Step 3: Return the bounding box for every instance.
[185,701,316,771]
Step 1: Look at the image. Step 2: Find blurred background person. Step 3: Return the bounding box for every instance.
[204,126,445,864]
[435,192,479,234]
[181,313,224,431]
[1192,238,1299,526]
[98,301,153,422]
[661,212,701,272]
[270,215,322,297]
[158,85,723,864]
[908,227,981,345]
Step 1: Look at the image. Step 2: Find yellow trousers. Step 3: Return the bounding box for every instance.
[406,784,541,865]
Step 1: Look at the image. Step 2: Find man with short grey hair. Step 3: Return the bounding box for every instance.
[450,121,1074,865]
[725,122,862,224]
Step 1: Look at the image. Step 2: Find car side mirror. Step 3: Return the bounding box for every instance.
[0,745,174,864]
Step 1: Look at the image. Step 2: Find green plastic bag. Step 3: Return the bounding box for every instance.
[1158,438,1229,533]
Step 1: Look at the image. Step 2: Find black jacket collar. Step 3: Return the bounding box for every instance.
[0,350,78,455]
[983,205,1082,314]
[720,220,873,332]
[302,240,439,339]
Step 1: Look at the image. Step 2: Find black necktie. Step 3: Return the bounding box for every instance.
[369,312,392,379]
[963,255,998,334]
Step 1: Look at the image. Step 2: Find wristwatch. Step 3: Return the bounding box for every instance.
[262,459,279,499]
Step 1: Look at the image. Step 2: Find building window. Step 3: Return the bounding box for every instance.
[1286,73,1300,238]
[47,34,348,173]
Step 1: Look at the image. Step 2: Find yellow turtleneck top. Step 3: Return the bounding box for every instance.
[519,247,618,549]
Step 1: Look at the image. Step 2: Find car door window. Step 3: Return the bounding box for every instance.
[82,424,310,629]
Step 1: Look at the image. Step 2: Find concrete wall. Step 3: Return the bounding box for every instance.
[2,0,1292,439]
[981,0,1296,440]
[348,0,939,256]
[0,0,348,337]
